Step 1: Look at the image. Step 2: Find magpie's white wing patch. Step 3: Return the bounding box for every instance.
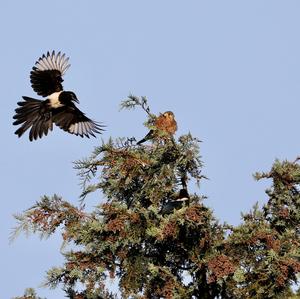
[68,120,103,137]
[34,51,70,75]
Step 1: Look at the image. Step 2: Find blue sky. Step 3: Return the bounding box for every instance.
[1,1,300,298]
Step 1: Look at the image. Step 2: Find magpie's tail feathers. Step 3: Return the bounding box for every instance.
[13,97,52,141]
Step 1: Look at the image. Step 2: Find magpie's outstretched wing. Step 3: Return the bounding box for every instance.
[53,106,104,138]
[30,51,70,97]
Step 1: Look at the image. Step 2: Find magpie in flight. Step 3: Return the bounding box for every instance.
[13,51,104,141]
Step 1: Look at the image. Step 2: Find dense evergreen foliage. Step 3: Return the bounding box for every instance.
[13,97,300,298]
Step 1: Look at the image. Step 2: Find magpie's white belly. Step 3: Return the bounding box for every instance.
[48,91,63,108]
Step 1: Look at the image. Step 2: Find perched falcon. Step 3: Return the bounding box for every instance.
[136,111,177,145]
[13,51,104,141]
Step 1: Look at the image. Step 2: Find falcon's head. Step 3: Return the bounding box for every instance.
[163,111,175,120]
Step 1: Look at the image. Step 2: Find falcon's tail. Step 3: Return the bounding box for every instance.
[13,96,52,141]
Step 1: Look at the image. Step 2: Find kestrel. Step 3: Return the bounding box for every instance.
[13,51,104,141]
[136,111,177,145]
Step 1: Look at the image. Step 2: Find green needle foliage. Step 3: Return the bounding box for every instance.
[12,97,300,298]
[13,288,45,299]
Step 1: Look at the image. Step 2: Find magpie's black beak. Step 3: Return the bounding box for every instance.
[72,96,80,104]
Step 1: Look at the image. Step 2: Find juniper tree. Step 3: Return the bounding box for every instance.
[215,159,300,298]
[13,96,300,298]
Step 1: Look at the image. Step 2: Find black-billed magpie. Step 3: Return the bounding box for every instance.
[160,189,190,215]
[13,51,104,141]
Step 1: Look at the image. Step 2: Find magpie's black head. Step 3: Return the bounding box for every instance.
[59,91,79,104]
[178,189,189,199]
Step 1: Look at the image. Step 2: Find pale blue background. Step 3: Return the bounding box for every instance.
[1,1,300,298]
